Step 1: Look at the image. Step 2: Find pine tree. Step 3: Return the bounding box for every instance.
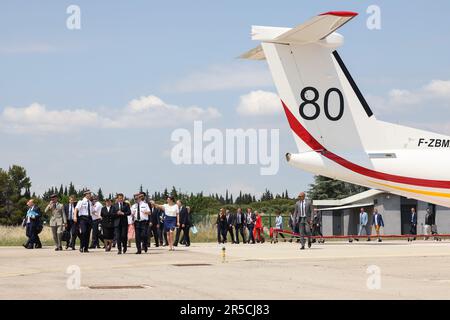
[97,188,104,201]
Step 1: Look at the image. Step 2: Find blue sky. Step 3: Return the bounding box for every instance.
[1,0,450,198]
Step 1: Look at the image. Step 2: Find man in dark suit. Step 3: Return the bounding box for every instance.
[294,192,313,250]
[226,209,236,244]
[234,208,246,244]
[113,193,131,254]
[23,199,42,249]
[174,200,189,247]
[182,206,192,247]
[148,201,160,247]
[64,195,79,250]
[409,207,418,241]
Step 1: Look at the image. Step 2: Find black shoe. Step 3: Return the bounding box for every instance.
[378,239,382,242]
[135,251,141,254]
[118,249,122,255]
[35,244,42,249]
[173,244,178,247]
[185,244,190,247]
[144,246,148,253]
[300,246,305,250]
[89,245,95,249]
[71,246,76,250]
[65,245,69,250]
[55,247,60,251]
[22,243,28,249]
[308,241,312,248]
[367,238,371,242]
[355,238,359,242]
[84,249,89,253]
[79,248,84,253]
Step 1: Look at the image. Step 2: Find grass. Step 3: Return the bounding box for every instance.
[0,224,223,246]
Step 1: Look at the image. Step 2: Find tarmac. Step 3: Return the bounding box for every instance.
[1,240,450,300]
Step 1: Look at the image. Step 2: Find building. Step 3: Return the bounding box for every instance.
[313,190,450,236]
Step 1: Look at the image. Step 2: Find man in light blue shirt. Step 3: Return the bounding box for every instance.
[356,208,370,241]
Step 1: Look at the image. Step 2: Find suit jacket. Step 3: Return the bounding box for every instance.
[411,212,417,225]
[234,211,245,226]
[294,199,312,224]
[359,212,369,226]
[246,212,256,226]
[45,202,67,226]
[64,203,77,221]
[226,213,235,226]
[372,213,384,227]
[149,206,160,226]
[113,202,131,227]
[101,206,117,228]
[179,206,189,226]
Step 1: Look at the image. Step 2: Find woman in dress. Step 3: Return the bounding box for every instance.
[126,199,135,248]
[101,198,116,252]
[154,196,179,251]
[254,211,265,243]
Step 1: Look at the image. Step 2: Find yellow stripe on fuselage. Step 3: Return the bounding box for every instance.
[370,181,450,198]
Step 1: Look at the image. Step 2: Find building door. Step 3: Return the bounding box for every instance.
[401,204,417,235]
[332,211,343,235]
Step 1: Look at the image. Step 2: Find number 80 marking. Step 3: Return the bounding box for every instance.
[299,87,344,121]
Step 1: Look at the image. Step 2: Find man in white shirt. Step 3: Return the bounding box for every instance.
[74,190,93,253]
[89,196,104,249]
[131,192,150,254]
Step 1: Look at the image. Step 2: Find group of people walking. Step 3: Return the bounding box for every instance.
[216,207,266,244]
[23,190,192,254]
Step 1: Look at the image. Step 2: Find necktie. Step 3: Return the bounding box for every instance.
[87,201,91,215]
[137,203,141,221]
[119,202,122,211]
[237,213,240,224]
[301,201,305,217]
[70,205,73,220]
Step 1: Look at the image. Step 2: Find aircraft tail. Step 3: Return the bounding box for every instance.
[241,11,379,156]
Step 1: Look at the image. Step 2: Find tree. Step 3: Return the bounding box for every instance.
[307,175,368,200]
[97,188,104,201]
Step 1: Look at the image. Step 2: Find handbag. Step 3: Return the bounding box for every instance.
[191,225,198,234]
[61,229,70,242]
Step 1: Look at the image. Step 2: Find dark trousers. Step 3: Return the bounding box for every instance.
[219,226,227,243]
[247,224,255,243]
[134,221,149,253]
[149,224,159,247]
[25,221,39,247]
[410,223,417,240]
[174,226,184,246]
[79,216,92,251]
[227,226,235,243]
[114,222,128,251]
[299,218,311,248]
[183,226,190,246]
[90,219,104,248]
[234,224,246,243]
[67,220,79,248]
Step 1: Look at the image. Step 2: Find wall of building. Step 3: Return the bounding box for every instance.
[375,194,401,235]
[321,210,333,236]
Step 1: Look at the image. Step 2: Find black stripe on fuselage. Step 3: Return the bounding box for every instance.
[332,50,374,118]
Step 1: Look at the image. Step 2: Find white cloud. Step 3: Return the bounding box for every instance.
[236,90,281,116]
[0,95,221,134]
[166,63,273,93]
[368,79,450,115]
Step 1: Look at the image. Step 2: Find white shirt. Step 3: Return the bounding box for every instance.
[131,201,150,221]
[163,204,179,217]
[127,215,134,225]
[275,216,283,229]
[75,197,92,217]
[92,202,103,220]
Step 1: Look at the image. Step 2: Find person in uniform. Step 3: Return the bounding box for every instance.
[131,192,151,254]
[89,196,104,249]
[64,195,79,250]
[101,198,117,252]
[74,190,94,253]
[45,194,67,251]
[113,193,131,254]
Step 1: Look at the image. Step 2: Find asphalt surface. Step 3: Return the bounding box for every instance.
[1,240,450,299]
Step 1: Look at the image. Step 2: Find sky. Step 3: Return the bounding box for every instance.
[1,0,450,198]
